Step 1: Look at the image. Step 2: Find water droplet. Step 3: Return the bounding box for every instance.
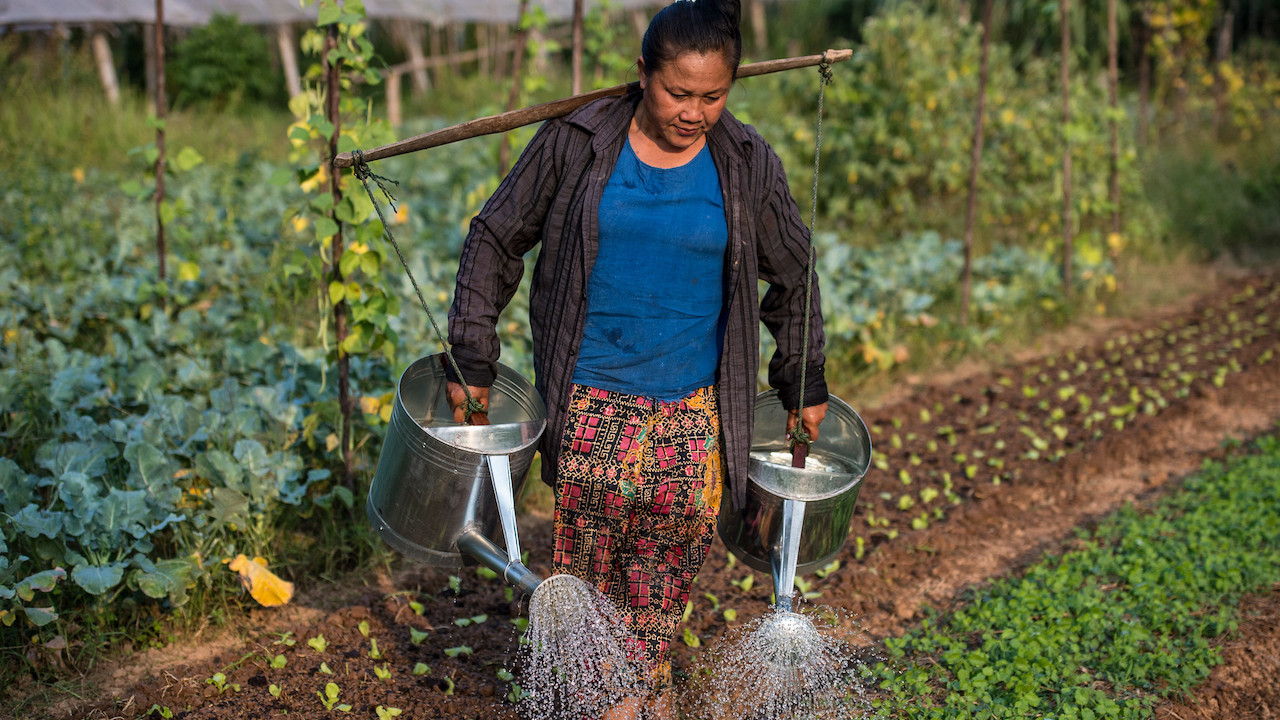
[682,603,885,720]
[518,574,646,719]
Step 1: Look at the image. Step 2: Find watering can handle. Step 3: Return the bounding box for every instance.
[791,443,808,469]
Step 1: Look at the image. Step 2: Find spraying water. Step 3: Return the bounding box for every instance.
[518,573,647,719]
[685,603,884,720]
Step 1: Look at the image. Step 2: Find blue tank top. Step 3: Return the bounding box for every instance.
[572,138,728,401]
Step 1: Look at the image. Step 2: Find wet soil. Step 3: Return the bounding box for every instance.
[55,272,1280,720]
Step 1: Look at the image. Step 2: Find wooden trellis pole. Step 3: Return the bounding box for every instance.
[1108,0,1121,238]
[154,0,167,303]
[335,49,853,169]
[960,0,994,325]
[1060,0,1074,297]
[325,21,354,486]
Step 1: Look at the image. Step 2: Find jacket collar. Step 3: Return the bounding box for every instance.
[565,87,755,161]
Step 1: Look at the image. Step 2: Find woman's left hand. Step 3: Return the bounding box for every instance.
[787,402,828,445]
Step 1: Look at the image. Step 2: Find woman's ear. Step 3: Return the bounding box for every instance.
[636,57,648,89]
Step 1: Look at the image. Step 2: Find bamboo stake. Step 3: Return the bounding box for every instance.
[154,0,167,299]
[1060,0,1073,297]
[335,49,853,168]
[1107,0,1121,238]
[960,0,993,325]
[325,23,354,486]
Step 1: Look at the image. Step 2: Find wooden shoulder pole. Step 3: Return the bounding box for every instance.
[334,48,853,168]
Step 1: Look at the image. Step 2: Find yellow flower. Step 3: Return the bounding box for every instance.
[292,216,309,233]
[1001,109,1016,125]
[349,242,370,255]
[72,167,85,184]
[925,97,937,111]
[1106,232,1124,253]
[393,203,410,225]
[359,396,381,415]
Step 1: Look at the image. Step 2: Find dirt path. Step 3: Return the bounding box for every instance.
[45,271,1280,720]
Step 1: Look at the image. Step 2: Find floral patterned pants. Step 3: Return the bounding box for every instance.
[552,383,724,688]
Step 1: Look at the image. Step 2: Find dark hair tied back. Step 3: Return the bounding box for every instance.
[641,0,743,78]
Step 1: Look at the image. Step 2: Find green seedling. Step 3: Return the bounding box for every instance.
[376,706,403,720]
[454,613,488,627]
[723,608,739,622]
[269,683,282,699]
[702,592,721,611]
[374,663,392,681]
[207,672,239,694]
[409,600,425,616]
[308,633,328,653]
[730,573,754,592]
[409,627,430,645]
[269,653,287,669]
[507,682,531,703]
[448,575,463,594]
[681,600,694,623]
[319,662,334,675]
[273,631,296,647]
[413,662,431,676]
[444,645,473,658]
[357,620,371,637]
[682,628,701,647]
[368,637,383,659]
[318,682,351,712]
[477,565,499,580]
[144,705,174,718]
[505,586,515,603]
[794,576,820,600]
[815,559,840,578]
[511,617,529,633]
[442,677,456,695]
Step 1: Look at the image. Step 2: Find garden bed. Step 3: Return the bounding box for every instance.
[60,271,1280,720]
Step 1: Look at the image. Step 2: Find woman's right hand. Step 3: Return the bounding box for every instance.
[446,381,491,425]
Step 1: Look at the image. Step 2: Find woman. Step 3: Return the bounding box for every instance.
[445,0,828,709]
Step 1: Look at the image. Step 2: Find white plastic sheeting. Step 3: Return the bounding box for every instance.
[0,0,666,27]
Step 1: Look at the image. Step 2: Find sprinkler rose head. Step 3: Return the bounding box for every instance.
[753,610,823,670]
[528,573,600,639]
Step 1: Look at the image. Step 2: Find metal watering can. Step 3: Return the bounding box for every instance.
[717,390,872,664]
[366,353,548,595]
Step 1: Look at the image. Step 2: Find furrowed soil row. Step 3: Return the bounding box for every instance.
[67,272,1280,720]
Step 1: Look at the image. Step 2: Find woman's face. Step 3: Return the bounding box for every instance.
[636,51,735,154]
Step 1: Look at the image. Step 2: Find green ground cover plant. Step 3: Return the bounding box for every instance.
[873,428,1280,718]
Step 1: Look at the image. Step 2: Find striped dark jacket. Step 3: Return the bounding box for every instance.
[447,89,828,510]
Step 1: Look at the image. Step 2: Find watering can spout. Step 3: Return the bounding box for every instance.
[456,524,544,596]
[770,497,807,613]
